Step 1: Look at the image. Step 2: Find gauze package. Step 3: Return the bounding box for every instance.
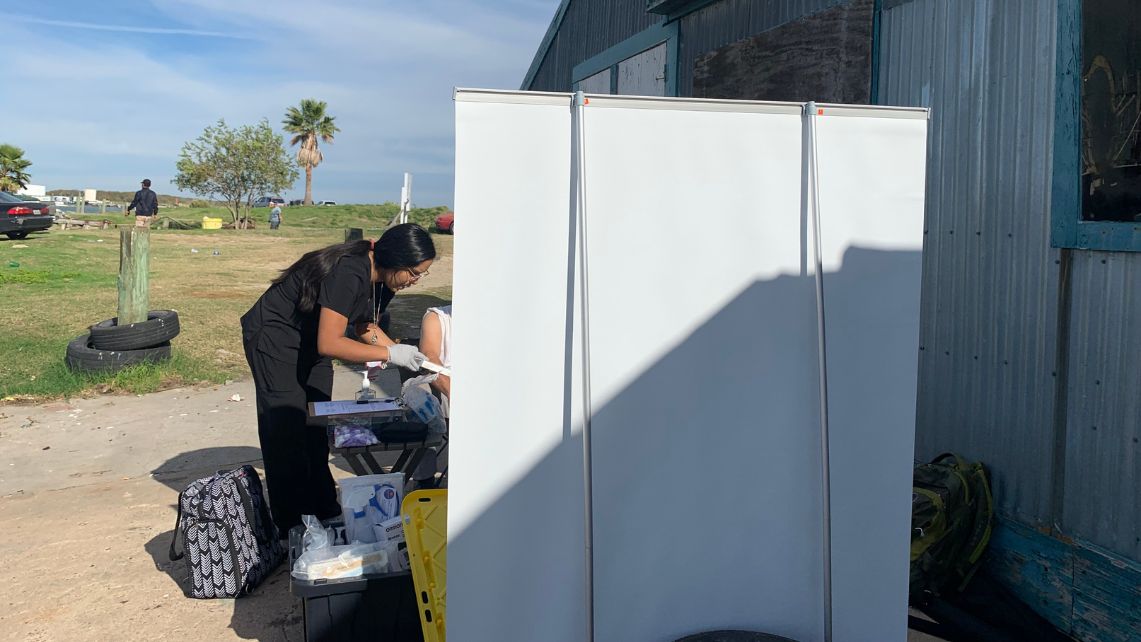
[291,542,389,581]
[339,474,405,544]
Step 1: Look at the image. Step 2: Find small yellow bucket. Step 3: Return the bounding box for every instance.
[201,217,223,230]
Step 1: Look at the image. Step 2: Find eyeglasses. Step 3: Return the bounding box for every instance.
[405,266,429,282]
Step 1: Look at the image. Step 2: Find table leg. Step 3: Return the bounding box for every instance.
[391,448,412,473]
[402,448,428,479]
[343,453,370,476]
[361,451,384,474]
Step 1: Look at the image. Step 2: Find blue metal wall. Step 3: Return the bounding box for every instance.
[878,0,1061,530]
[1063,250,1141,556]
[526,0,661,92]
[879,0,1141,561]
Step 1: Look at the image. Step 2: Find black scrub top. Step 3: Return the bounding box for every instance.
[241,253,395,366]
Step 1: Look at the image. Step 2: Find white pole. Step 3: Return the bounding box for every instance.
[572,90,596,642]
[400,172,413,224]
[806,101,834,642]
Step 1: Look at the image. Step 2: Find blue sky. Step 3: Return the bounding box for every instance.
[0,0,556,206]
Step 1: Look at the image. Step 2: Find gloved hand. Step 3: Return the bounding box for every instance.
[386,344,426,371]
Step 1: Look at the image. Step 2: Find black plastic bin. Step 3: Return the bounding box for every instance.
[289,523,424,642]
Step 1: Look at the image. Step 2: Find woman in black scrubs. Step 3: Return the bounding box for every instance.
[240,223,436,535]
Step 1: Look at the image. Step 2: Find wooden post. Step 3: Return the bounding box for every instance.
[346,227,364,242]
[118,227,150,324]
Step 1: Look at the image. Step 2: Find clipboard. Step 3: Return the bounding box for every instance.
[307,399,405,419]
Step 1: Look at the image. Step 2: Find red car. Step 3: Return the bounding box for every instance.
[434,210,454,233]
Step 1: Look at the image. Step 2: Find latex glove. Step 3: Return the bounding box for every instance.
[386,344,426,371]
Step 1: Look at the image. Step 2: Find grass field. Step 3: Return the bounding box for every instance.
[0,218,452,401]
[70,202,450,234]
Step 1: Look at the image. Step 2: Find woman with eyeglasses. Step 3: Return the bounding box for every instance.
[240,223,436,535]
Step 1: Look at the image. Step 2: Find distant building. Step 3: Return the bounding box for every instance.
[16,184,46,198]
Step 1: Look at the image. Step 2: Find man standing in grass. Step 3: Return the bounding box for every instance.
[126,178,158,226]
[269,203,283,230]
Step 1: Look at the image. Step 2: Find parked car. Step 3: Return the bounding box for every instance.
[254,196,285,207]
[1,191,53,240]
[288,199,304,206]
[317,200,337,206]
[435,210,454,233]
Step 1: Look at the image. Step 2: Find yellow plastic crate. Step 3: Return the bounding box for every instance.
[201,216,223,230]
[403,489,447,642]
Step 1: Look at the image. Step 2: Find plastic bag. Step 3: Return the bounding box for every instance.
[402,375,447,434]
[331,420,379,448]
[291,542,389,581]
[301,514,332,553]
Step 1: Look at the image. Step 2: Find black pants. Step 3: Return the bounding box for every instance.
[242,334,341,536]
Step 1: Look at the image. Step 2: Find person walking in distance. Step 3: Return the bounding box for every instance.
[269,203,283,230]
[126,178,159,226]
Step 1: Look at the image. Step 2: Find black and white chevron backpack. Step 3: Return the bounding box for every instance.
[168,465,285,598]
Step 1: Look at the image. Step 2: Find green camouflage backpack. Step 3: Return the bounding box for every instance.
[909,453,994,604]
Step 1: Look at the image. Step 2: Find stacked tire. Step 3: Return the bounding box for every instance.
[66,310,180,374]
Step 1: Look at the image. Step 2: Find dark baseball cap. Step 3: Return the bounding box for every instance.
[141,179,151,187]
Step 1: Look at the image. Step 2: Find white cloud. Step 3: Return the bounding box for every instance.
[0,1,556,205]
[0,13,255,38]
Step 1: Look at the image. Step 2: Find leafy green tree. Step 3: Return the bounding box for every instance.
[173,119,299,229]
[283,99,339,205]
[0,144,32,193]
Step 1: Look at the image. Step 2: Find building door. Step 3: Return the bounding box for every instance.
[616,43,667,96]
[575,42,668,97]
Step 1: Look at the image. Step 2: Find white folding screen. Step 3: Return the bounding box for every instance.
[450,90,928,642]
[580,99,824,642]
[450,92,586,642]
[811,105,928,642]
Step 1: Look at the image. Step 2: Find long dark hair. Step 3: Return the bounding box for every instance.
[274,223,436,314]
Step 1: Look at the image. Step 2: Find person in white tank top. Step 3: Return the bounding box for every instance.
[418,305,452,418]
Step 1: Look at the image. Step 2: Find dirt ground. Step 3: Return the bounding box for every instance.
[0,367,391,642]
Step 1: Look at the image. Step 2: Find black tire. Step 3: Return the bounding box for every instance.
[65,332,172,374]
[5,231,28,240]
[89,310,180,351]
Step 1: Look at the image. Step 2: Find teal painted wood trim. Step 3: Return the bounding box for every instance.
[1050,0,1141,252]
[661,0,718,22]
[985,517,1141,641]
[521,0,574,90]
[571,22,679,96]
[985,518,1073,632]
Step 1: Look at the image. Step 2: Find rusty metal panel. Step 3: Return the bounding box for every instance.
[529,0,660,92]
[677,0,846,95]
[877,0,1061,526]
[1063,250,1141,559]
[690,0,873,103]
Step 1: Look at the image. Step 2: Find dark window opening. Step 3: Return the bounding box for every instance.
[1082,0,1141,222]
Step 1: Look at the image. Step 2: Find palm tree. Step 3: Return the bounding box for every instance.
[0,144,32,193]
[282,99,339,205]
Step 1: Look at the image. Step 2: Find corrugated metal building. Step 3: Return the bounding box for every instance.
[522,1,1141,639]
